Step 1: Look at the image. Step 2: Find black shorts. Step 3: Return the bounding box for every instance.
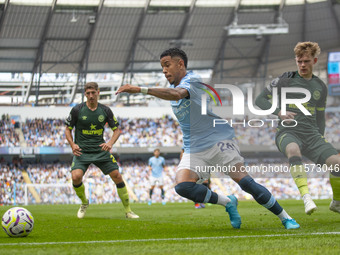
[276,129,338,164]
[71,151,119,175]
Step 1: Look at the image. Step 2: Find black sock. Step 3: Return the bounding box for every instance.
[161,189,165,199]
[175,182,218,204]
[73,182,83,188]
[238,176,283,215]
[149,189,153,199]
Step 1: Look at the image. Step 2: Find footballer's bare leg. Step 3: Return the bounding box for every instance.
[72,169,89,219]
[149,185,155,205]
[175,169,241,228]
[229,163,299,229]
[159,184,166,205]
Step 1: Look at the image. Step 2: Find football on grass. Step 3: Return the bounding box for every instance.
[1,207,34,237]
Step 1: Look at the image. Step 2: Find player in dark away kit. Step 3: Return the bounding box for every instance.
[65,82,139,219]
[256,41,340,215]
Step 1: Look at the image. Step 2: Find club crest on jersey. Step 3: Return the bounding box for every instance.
[82,116,87,120]
[313,90,321,100]
[98,115,105,122]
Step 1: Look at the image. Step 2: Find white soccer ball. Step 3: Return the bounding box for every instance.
[1,207,34,237]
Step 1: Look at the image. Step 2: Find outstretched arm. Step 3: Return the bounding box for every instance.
[116,84,189,101]
[255,89,281,115]
[255,88,296,121]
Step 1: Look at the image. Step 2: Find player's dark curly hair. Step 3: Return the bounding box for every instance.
[160,48,188,68]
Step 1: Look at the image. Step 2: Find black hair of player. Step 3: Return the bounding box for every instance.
[160,48,188,68]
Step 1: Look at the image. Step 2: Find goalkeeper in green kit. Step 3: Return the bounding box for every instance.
[65,82,139,219]
[255,42,340,215]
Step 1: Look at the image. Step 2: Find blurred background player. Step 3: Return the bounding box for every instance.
[116,48,299,229]
[65,82,139,219]
[256,41,340,215]
[148,148,166,205]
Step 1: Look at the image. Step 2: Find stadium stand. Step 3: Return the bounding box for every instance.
[1,112,339,148]
[0,117,20,147]
[0,160,333,206]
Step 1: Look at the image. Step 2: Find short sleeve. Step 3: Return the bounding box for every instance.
[106,108,119,130]
[176,72,201,96]
[101,104,119,130]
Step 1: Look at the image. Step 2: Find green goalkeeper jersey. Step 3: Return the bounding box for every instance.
[65,102,119,153]
[255,71,328,135]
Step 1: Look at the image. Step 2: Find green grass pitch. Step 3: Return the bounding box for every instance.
[0,200,339,255]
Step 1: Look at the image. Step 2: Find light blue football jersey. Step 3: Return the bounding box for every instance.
[170,71,235,153]
[148,156,165,178]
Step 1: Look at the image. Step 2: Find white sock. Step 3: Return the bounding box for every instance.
[277,209,292,221]
[217,193,231,207]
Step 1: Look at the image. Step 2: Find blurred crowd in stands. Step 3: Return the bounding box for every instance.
[0,114,20,147]
[0,112,339,148]
[0,160,25,205]
[0,160,333,206]
[0,111,338,205]
[22,118,67,147]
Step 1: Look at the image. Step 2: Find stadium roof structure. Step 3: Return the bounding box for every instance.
[0,0,340,104]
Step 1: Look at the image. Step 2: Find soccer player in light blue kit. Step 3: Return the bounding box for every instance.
[148,148,166,205]
[116,48,300,229]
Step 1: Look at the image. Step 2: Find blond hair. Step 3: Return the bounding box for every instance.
[294,41,321,58]
[84,82,99,91]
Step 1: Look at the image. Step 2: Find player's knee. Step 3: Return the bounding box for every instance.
[326,155,340,177]
[71,170,83,184]
[72,174,82,184]
[110,169,119,178]
[285,143,301,158]
[175,182,196,199]
[109,169,121,179]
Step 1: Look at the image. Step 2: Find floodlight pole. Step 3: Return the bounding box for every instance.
[0,0,10,37]
[328,0,340,35]
[176,0,197,46]
[71,0,105,104]
[35,44,44,106]
[25,0,57,105]
[253,0,285,79]
[211,0,241,82]
[122,0,151,84]
[120,0,151,105]
[302,0,307,42]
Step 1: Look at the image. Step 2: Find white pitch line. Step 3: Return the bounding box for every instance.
[1,232,340,246]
